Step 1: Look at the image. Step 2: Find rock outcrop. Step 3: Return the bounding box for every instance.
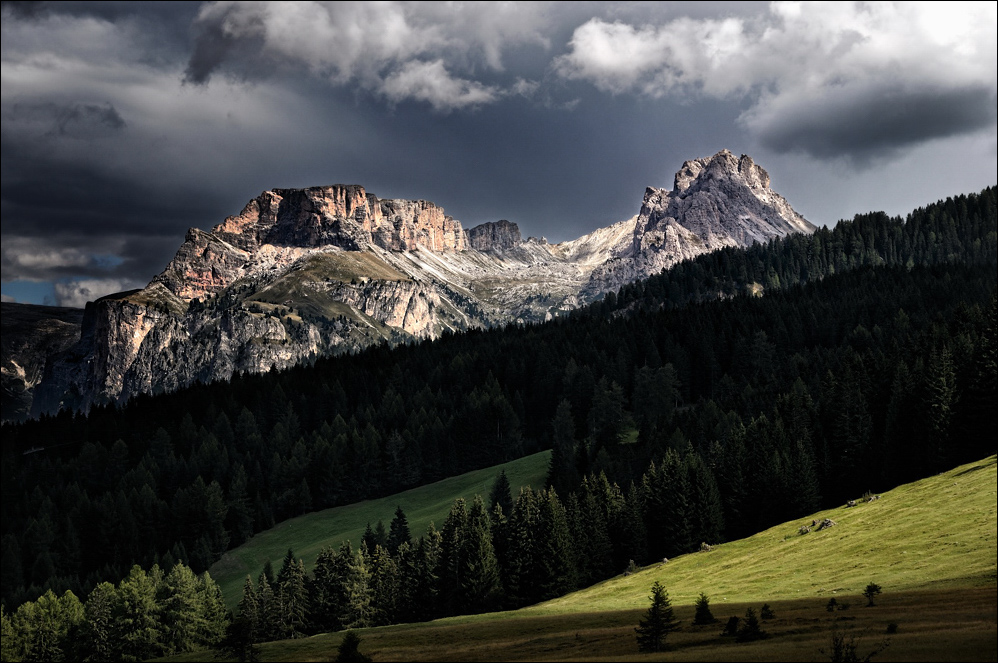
[26,150,813,417]
[583,149,816,297]
[466,220,522,253]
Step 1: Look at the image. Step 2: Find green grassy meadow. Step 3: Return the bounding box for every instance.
[185,454,996,661]
[210,450,551,608]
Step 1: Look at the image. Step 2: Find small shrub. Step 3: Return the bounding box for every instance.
[334,631,372,663]
[736,608,768,643]
[693,592,717,625]
[821,629,890,662]
[863,582,882,607]
[886,623,898,634]
[761,603,775,620]
[723,616,740,636]
[826,598,838,612]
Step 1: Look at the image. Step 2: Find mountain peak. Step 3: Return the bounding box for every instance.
[674,149,771,194]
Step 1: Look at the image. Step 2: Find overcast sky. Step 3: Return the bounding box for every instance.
[2,1,995,307]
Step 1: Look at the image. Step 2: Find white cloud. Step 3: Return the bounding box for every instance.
[1,294,16,303]
[53,278,142,308]
[553,2,998,160]
[380,60,500,111]
[1,242,94,272]
[186,1,551,111]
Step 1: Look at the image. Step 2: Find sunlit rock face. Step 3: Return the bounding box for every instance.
[28,150,813,416]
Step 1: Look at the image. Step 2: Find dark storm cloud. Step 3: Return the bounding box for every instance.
[2,2,996,306]
[555,3,997,166]
[7,101,125,137]
[748,84,998,162]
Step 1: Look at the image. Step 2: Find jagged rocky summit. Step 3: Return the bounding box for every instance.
[24,149,814,418]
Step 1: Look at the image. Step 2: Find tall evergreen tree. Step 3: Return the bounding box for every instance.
[488,470,514,517]
[387,506,411,556]
[460,496,502,613]
[635,581,679,652]
[341,547,373,629]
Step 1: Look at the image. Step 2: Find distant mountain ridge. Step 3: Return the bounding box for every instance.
[19,149,813,418]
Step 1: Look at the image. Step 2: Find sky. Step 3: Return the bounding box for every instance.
[2,1,995,308]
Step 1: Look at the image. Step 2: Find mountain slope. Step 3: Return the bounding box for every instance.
[0,303,84,422]
[24,150,812,416]
[171,455,997,662]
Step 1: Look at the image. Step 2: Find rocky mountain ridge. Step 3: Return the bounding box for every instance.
[20,149,814,418]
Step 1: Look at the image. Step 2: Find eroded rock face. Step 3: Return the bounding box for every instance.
[29,151,813,416]
[466,220,522,253]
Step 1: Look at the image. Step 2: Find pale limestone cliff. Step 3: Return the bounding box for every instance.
[30,151,813,415]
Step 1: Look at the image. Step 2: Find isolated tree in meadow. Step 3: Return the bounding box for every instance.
[736,607,767,642]
[334,630,372,663]
[694,592,716,625]
[635,581,680,652]
[863,582,882,607]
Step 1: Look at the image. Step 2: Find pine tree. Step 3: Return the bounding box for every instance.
[280,558,309,637]
[334,630,372,663]
[488,470,514,517]
[387,505,411,556]
[235,576,260,644]
[736,607,767,642]
[82,582,115,661]
[635,581,679,652]
[438,498,469,616]
[368,544,398,626]
[460,496,502,613]
[693,592,716,625]
[311,543,351,633]
[161,562,206,653]
[341,547,373,629]
[111,564,165,661]
[548,400,579,495]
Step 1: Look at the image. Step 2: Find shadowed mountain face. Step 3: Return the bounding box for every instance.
[21,150,812,417]
[1,303,85,422]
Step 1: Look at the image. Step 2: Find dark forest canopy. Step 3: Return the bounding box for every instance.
[1,186,995,613]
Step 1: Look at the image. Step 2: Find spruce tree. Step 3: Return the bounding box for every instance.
[635,581,679,652]
[235,576,260,644]
[489,470,514,517]
[341,547,373,629]
[334,630,372,663]
[387,505,411,556]
[693,592,716,625]
[368,544,398,626]
[460,496,502,613]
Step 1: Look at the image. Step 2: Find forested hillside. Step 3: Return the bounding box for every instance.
[1,187,994,615]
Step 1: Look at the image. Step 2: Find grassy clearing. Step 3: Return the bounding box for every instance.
[210,451,551,608]
[189,455,995,661]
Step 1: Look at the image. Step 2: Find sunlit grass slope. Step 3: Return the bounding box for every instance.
[183,454,996,662]
[531,454,997,615]
[210,450,551,608]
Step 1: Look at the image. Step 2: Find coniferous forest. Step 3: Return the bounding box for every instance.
[1,187,995,659]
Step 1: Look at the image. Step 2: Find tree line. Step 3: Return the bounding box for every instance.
[1,187,994,614]
[0,561,226,662]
